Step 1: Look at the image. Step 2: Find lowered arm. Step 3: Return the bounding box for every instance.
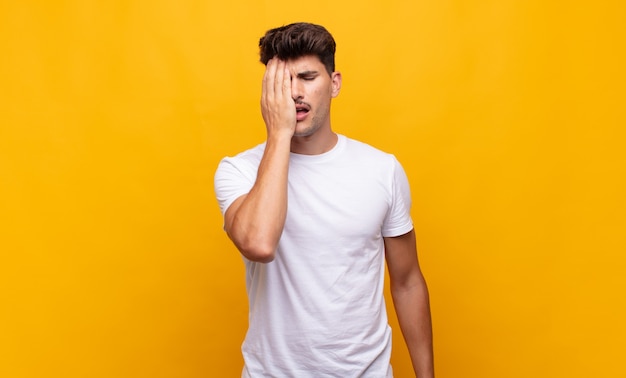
[385,229,434,377]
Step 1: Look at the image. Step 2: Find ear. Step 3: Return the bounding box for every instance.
[331,72,342,98]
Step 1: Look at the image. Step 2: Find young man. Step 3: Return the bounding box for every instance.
[214,22,434,377]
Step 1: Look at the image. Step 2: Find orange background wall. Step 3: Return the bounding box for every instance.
[1,1,624,377]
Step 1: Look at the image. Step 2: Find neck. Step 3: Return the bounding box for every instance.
[290,128,338,155]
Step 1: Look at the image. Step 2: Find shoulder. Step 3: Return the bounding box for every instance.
[340,136,410,191]
[221,142,266,165]
[217,143,266,173]
[341,135,399,166]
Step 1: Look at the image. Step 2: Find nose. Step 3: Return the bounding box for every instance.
[291,77,303,101]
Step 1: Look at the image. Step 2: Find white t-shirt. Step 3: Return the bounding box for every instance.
[214,134,414,377]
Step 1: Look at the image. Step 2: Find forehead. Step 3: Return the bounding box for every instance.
[286,55,325,73]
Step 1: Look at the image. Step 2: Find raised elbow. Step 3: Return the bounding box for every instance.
[236,239,277,263]
[225,216,279,263]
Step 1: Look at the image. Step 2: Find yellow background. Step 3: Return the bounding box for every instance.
[1,1,624,377]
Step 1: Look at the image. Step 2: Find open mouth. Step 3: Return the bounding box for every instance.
[295,104,310,121]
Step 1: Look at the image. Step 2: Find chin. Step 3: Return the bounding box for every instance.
[293,129,317,138]
[293,122,321,138]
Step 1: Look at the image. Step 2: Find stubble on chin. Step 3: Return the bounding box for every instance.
[293,118,321,138]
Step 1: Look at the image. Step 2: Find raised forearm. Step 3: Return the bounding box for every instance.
[225,58,295,263]
[226,133,291,262]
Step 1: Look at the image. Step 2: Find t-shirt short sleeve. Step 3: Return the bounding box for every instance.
[214,156,257,217]
[381,156,414,237]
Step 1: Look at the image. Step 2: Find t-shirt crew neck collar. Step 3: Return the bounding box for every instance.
[289,134,346,164]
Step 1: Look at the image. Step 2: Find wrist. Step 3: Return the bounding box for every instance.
[267,128,294,143]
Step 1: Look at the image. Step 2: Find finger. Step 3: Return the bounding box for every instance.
[262,59,270,103]
[274,60,284,98]
[282,66,292,99]
[264,58,277,101]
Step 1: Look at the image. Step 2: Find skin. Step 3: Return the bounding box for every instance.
[224,56,341,262]
[224,54,434,377]
[385,230,435,377]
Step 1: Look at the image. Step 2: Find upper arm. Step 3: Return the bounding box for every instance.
[384,229,423,287]
[223,193,247,236]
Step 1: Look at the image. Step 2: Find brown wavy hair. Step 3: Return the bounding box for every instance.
[259,22,336,75]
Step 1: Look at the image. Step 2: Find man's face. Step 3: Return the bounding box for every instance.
[285,55,341,137]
